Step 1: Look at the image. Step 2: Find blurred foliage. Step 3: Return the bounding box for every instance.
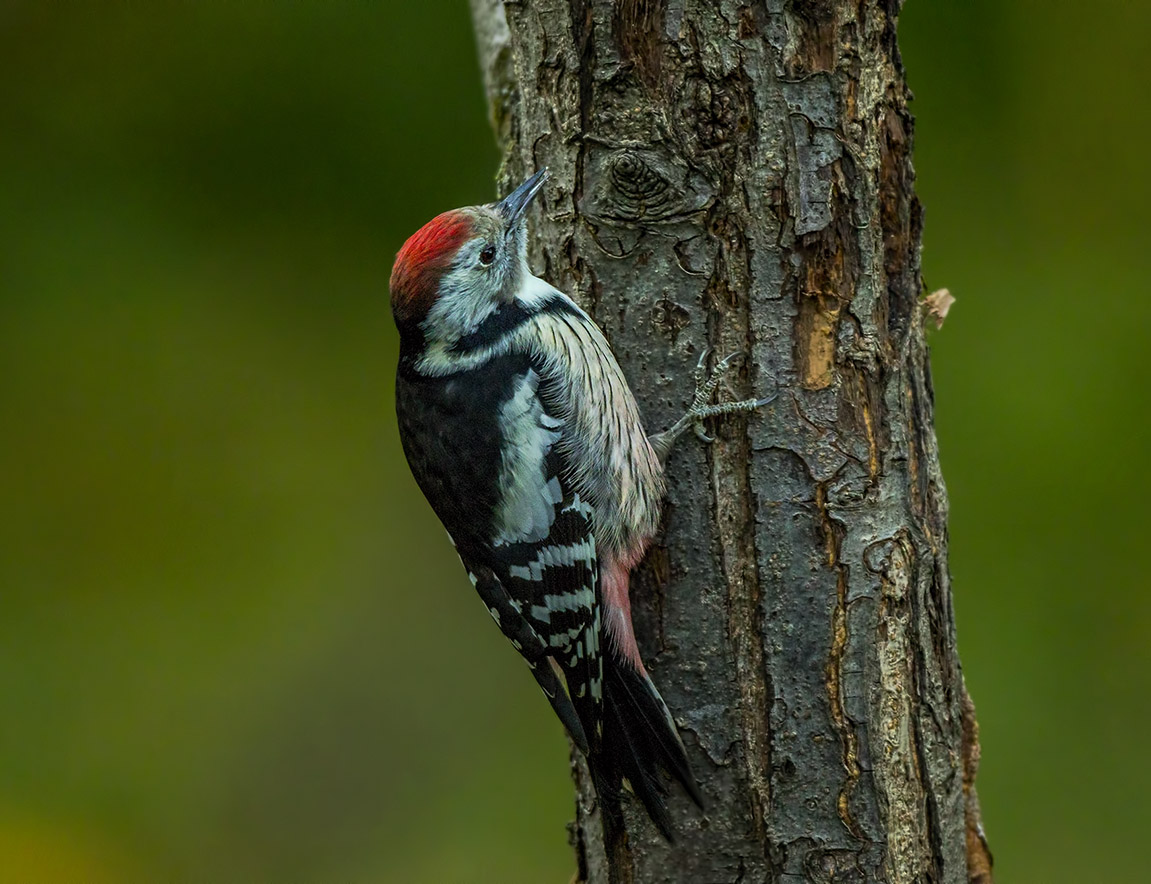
[0,2,1146,882]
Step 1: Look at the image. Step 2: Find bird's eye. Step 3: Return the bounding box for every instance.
[479,244,497,266]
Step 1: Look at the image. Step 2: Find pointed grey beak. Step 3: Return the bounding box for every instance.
[497,168,548,226]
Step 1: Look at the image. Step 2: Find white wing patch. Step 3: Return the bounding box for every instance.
[492,369,564,546]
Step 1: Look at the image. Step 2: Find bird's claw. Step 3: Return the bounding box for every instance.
[650,350,775,462]
[692,348,712,390]
[682,351,768,444]
[687,350,743,411]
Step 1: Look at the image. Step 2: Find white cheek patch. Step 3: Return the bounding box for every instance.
[420,259,501,355]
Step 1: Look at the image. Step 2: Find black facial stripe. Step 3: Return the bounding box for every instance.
[451,295,582,355]
[452,301,530,354]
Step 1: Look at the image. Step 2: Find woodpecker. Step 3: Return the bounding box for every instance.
[389,169,766,839]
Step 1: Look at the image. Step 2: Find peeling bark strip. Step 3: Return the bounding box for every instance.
[468,1,992,881]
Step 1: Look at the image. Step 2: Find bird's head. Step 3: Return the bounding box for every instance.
[389,169,548,346]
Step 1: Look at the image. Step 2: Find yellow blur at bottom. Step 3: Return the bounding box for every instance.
[0,815,140,884]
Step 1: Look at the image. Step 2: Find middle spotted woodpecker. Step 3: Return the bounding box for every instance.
[390,169,768,839]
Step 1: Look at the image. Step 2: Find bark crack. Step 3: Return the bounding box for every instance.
[817,481,863,841]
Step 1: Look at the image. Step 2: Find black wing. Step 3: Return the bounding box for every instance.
[396,354,603,752]
[483,444,604,746]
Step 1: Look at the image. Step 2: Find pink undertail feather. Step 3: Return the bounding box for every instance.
[601,548,648,675]
[592,544,703,840]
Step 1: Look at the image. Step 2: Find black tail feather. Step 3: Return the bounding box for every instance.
[587,645,702,840]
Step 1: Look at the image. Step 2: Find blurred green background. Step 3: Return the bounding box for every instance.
[0,2,1146,882]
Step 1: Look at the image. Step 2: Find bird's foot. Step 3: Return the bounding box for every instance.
[650,350,775,462]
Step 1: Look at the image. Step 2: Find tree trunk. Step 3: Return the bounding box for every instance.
[469,2,993,882]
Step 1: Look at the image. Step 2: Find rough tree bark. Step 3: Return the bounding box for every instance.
[469,2,993,882]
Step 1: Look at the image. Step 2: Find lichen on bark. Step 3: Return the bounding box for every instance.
[469,1,993,881]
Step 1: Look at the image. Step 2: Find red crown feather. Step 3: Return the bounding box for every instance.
[389,210,474,323]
